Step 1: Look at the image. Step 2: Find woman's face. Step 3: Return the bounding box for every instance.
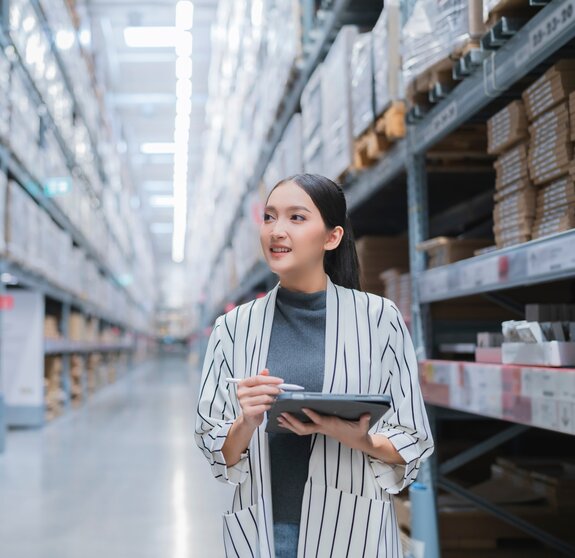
[260,181,340,279]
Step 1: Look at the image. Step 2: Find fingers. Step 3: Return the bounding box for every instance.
[278,412,316,436]
[242,372,284,387]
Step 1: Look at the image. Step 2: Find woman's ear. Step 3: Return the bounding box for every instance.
[324,226,344,251]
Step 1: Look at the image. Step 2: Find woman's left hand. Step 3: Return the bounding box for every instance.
[277,409,372,453]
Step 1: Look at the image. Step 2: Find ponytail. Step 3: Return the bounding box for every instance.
[269,173,361,290]
[324,215,361,290]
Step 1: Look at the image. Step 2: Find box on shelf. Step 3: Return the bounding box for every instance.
[502,341,575,367]
[487,100,529,155]
[68,312,86,341]
[44,355,63,422]
[527,102,572,186]
[402,0,485,102]
[379,269,411,321]
[356,236,409,295]
[44,316,61,339]
[416,237,492,269]
[522,60,575,122]
[301,64,324,176]
[321,25,358,179]
[351,32,374,140]
[494,142,530,189]
[372,0,402,117]
[0,170,6,254]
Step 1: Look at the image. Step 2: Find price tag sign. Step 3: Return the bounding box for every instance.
[459,257,500,292]
[526,235,575,277]
[530,0,575,56]
[419,268,450,301]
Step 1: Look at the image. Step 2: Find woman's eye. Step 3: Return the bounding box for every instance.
[263,213,273,222]
[292,214,305,222]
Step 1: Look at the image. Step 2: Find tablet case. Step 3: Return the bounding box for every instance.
[266,392,392,433]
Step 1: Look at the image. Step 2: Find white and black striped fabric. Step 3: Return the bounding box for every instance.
[195,277,434,557]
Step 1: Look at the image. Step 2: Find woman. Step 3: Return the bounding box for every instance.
[196,174,434,557]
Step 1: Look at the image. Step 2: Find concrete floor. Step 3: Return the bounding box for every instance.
[0,356,232,558]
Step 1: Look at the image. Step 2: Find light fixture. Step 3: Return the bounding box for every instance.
[149,195,175,208]
[124,26,176,48]
[175,56,192,80]
[176,1,194,31]
[140,142,176,154]
[79,29,91,47]
[55,30,75,50]
[175,31,193,57]
[171,6,193,264]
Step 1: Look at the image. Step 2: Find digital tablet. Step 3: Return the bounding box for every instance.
[266,392,392,434]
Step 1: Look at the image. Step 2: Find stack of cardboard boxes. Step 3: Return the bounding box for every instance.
[522,61,575,239]
[488,100,535,247]
[356,236,409,295]
[44,355,63,422]
[379,269,411,322]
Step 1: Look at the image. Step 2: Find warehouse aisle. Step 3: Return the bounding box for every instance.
[0,356,232,558]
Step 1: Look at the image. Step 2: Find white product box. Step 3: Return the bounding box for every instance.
[502,342,575,367]
[351,32,375,139]
[321,25,358,180]
[1,290,45,426]
[301,64,325,176]
[373,0,403,115]
[282,113,304,180]
[6,181,31,264]
[0,170,6,254]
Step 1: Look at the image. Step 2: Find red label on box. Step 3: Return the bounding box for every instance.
[0,295,14,310]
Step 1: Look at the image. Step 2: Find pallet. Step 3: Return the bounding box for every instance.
[352,102,406,172]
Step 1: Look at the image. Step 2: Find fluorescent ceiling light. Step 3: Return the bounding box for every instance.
[151,222,173,234]
[140,142,176,154]
[175,32,192,57]
[176,79,192,99]
[79,29,91,47]
[149,195,175,208]
[56,30,75,50]
[176,56,192,80]
[124,26,176,48]
[176,1,194,30]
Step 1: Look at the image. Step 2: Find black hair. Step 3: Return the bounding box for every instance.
[268,173,361,290]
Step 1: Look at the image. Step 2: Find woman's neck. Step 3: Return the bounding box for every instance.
[278,270,328,293]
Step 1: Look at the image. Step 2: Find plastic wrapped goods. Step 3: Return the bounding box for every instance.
[321,25,358,179]
[351,33,375,139]
[401,0,484,90]
[373,0,403,116]
[302,64,325,176]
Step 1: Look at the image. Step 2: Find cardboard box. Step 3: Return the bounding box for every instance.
[522,60,575,121]
[416,237,492,269]
[537,175,575,211]
[494,143,529,188]
[372,0,402,116]
[487,100,529,155]
[301,64,324,176]
[321,26,358,179]
[494,177,533,201]
[69,312,86,342]
[44,316,60,339]
[351,32,374,139]
[356,236,409,294]
[502,341,575,367]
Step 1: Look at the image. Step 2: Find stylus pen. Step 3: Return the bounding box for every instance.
[225,378,305,391]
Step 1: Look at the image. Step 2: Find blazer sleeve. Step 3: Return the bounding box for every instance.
[368,301,434,494]
[195,315,250,486]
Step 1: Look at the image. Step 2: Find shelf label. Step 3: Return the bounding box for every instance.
[419,268,450,301]
[0,295,14,310]
[424,101,458,147]
[458,257,500,291]
[526,235,575,277]
[530,0,575,56]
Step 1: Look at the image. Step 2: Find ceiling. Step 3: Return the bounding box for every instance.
[83,0,219,309]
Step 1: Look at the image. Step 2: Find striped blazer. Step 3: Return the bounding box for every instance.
[195,277,434,557]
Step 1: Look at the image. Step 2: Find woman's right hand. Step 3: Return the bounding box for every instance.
[237,369,284,429]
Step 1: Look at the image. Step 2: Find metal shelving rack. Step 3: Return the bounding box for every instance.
[204,1,575,555]
[0,0,155,449]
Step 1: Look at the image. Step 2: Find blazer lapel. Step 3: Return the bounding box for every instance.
[323,278,346,394]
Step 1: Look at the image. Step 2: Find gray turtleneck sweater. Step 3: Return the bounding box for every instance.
[267,287,326,524]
